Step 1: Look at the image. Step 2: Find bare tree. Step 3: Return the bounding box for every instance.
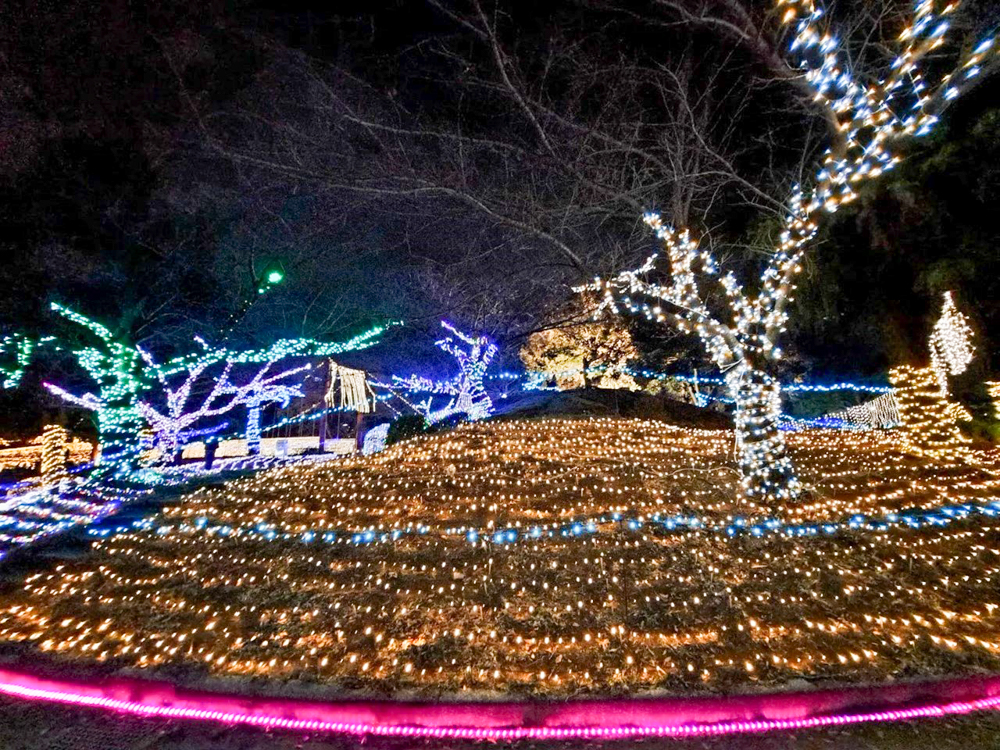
[163,1,785,339]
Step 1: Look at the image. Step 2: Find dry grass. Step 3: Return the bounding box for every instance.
[1,416,999,698]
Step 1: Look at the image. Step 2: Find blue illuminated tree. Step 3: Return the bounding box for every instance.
[392,322,498,423]
[42,302,389,475]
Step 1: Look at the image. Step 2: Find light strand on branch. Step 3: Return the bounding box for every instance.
[576,0,995,504]
[0,334,54,389]
[388,322,498,423]
[42,303,390,475]
[820,392,901,430]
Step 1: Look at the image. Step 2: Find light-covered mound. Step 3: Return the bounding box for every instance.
[2,417,1000,696]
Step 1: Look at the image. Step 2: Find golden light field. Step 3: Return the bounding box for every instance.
[2,416,1000,696]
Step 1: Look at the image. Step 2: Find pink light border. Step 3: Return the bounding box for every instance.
[2,668,1000,740]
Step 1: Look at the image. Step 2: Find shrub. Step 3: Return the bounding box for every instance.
[386,415,429,445]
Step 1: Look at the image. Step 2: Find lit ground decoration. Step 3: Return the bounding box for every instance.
[1,417,999,707]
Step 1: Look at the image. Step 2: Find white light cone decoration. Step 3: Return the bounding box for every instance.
[929,291,975,396]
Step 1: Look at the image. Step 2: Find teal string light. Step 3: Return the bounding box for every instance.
[0,333,54,389]
[43,303,396,478]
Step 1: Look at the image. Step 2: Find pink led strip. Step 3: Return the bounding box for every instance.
[1,669,1000,740]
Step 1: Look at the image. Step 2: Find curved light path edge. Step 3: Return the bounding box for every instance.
[1,668,1000,740]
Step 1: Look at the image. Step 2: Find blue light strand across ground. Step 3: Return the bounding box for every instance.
[90,496,1000,549]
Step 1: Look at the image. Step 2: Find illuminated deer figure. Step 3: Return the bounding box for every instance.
[580,0,996,506]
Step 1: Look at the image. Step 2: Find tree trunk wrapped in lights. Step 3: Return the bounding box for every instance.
[727,367,799,504]
[43,303,148,476]
[579,0,996,505]
[141,359,309,461]
[40,424,68,486]
[43,302,391,476]
[234,376,308,456]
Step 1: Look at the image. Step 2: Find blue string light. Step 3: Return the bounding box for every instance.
[94,497,1000,550]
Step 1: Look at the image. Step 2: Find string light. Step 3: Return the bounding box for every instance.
[2,665,1000,740]
[39,425,69,486]
[5,416,1000,695]
[0,334,54,389]
[42,303,391,475]
[519,306,638,391]
[0,481,140,561]
[362,423,390,456]
[889,365,972,461]
[222,367,309,456]
[817,392,901,430]
[0,429,92,474]
[261,397,394,436]
[135,356,310,461]
[326,363,375,414]
[575,0,995,503]
[987,382,1000,421]
[929,291,975,396]
[384,322,498,423]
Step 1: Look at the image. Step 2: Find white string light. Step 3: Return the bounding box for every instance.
[929,291,975,396]
[576,0,995,503]
[389,322,498,424]
[326,362,374,414]
[362,423,390,456]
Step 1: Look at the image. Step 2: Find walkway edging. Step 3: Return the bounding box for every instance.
[2,668,1000,740]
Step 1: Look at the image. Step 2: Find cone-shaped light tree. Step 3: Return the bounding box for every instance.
[929,291,975,397]
[581,0,996,506]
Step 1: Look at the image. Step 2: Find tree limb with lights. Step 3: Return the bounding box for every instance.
[0,333,47,390]
[138,354,310,462]
[390,322,498,423]
[220,366,308,456]
[42,302,390,475]
[580,0,996,505]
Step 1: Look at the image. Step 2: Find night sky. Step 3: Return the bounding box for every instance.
[1,0,999,402]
